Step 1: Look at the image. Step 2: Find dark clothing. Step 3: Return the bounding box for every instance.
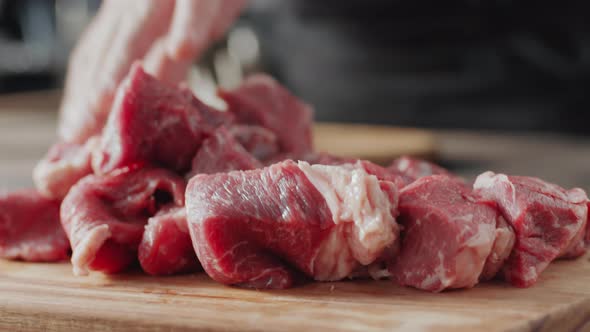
[254,0,590,133]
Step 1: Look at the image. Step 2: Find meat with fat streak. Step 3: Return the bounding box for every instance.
[185,160,399,289]
[474,171,588,287]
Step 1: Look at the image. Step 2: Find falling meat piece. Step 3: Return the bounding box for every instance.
[93,63,233,175]
[389,175,499,292]
[388,156,457,186]
[33,137,100,200]
[61,165,186,276]
[138,207,200,275]
[474,171,588,287]
[228,125,280,162]
[219,74,314,157]
[0,189,69,262]
[185,160,399,289]
[188,127,263,178]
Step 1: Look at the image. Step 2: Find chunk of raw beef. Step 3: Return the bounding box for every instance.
[219,74,313,156]
[185,160,399,289]
[0,189,69,261]
[388,156,456,186]
[189,127,262,177]
[33,137,99,200]
[474,171,588,287]
[228,125,280,162]
[93,63,233,175]
[138,207,200,275]
[61,165,186,275]
[389,175,499,292]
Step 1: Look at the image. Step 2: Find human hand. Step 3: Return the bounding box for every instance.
[59,0,247,143]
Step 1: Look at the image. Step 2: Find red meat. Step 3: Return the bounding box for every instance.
[138,207,200,275]
[389,175,500,292]
[0,189,69,262]
[188,127,262,178]
[474,171,588,287]
[228,125,280,162]
[93,63,233,175]
[219,74,314,157]
[61,165,186,275]
[388,156,457,186]
[33,137,99,200]
[186,160,399,289]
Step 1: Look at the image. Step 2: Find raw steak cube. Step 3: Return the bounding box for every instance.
[389,175,498,292]
[33,137,99,200]
[138,207,200,275]
[188,127,262,178]
[219,74,313,156]
[61,165,186,275]
[474,171,588,287]
[0,189,69,262]
[228,125,280,162]
[93,63,233,175]
[185,160,399,289]
[388,156,457,186]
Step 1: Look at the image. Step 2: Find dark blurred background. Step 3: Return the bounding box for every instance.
[1,0,589,134]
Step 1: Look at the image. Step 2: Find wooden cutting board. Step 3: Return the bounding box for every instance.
[1,257,590,332]
[313,123,436,164]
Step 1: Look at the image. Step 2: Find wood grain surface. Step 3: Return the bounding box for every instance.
[1,256,590,332]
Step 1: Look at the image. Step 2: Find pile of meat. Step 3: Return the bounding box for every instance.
[1,63,588,292]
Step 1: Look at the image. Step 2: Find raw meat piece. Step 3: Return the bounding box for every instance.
[479,214,515,281]
[138,207,200,275]
[93,63,233,175]
[186,160,399,289]
[219,74,314,156]
[389,175,498,292]
[388,156,455,186]
[354,160,408,191]
[0,189,69,262]
[189,127,262,177]
[474,171,588,287]
[228,125,280,162]
[61,165,186,276]
[33,137,99,200]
